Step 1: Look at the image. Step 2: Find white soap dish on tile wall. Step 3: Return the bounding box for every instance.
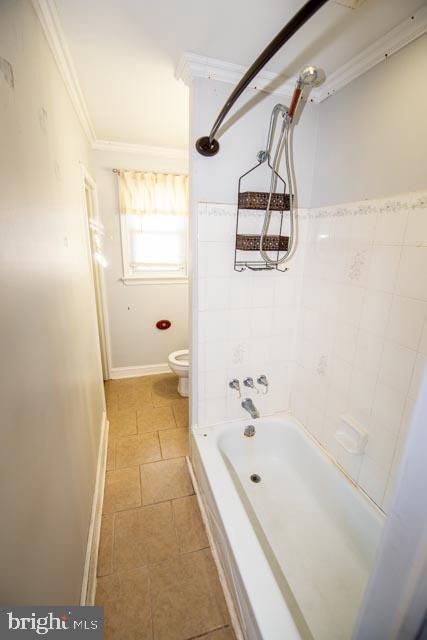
[335,414,368,455]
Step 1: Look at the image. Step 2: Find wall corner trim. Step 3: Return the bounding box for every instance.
[176,6,427,103]
[93,139,188,160]
[31,0,97,143]
[80,411,109,605]
[110,363,170,379]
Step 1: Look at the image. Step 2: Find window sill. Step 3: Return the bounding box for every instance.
[121,276,188,286]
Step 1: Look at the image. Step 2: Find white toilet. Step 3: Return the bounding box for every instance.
[167,349,189,397]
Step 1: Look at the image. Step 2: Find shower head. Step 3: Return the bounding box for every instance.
[288,65,326,119]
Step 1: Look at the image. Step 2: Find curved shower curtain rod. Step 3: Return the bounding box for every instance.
[195,0,329,157]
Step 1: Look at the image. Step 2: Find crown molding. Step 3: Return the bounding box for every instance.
[175,53,295,99]
[32,0,96,143]
[176,5,427,103]
[316,5,427,101]
[92,139,188,159]
[32,0,189,158]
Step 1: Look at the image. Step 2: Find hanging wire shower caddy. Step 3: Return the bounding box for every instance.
[234,158,291,272]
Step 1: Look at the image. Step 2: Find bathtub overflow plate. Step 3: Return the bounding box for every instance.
[250,474,261,483]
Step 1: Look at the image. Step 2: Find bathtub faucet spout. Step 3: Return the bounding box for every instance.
[241,398,260,419]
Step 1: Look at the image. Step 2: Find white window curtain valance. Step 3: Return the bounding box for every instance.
[118,170,189,216]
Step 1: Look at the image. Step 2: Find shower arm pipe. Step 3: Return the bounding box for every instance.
[195,0,329,157]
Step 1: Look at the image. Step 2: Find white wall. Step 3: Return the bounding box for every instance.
[311,35,427,207]
[191,77,318,206]
[0,0,104,603]
[92,148,189,371]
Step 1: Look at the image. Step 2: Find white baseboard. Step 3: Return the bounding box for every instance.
[110,363,170,379]
[80,411,109,605]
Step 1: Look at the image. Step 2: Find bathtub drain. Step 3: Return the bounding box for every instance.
[250,474,261,483]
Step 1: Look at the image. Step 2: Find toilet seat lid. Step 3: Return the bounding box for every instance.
[169,349,189,366]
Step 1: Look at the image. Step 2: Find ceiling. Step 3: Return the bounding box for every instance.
[54,0,426,149]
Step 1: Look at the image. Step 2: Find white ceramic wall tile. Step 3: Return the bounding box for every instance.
[300,308,319,343]
[360,290,392,336]
[251,276,276,308]
[370,382,406,439]
[198,203,236,242]
[386,295,427,350]
[349,209,378,242]
[271,306,296,336]
[347,367,378,427]
[249,337,272,369]
[328,356,353,398]
[333,322,359,363]
[318,281,342,317]
[353,329,385,376]
[379,341,417,394]
[367,244,401,293]
[390,395,416,478]
[418,319,427,355]
[204,397,227,426]
[305,403,326,443]
[344,242,372,287]
[337,284,365,326]
[228,340,250,370]
[198,277,230,311]
[336,447,363,483]
[201,242,235,278]
[204,370,228,400]
[364,426,397,471]
[229,274,253,309]
[228,309,251,342]
[204,340,228,372]
[409,352,427,400]
[382,474,397,512]
[374,208,409,245]
[404,203,427,246]
[274,274,299,307]
[358,455,388,506]
[396,246,427,300]
[201,309,229,342]
[229,340,251,370]
[250,307,274,338]
[196,193,427,510]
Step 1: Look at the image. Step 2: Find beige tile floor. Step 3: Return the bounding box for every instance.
[96,373,235,640]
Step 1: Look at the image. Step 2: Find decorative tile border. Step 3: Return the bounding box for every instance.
[308,191,427,220]
[199,191,427,221]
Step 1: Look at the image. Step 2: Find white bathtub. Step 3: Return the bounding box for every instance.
[190,414,384,640]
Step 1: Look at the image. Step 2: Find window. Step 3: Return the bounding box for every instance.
[118,170,188,284]
[121,212,188,282]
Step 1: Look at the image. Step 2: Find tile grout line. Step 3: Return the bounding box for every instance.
[186,624,231,640]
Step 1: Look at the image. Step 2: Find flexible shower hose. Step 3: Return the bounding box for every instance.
[259,118,296,266]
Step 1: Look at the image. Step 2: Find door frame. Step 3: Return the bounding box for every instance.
[80,163,112,381]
